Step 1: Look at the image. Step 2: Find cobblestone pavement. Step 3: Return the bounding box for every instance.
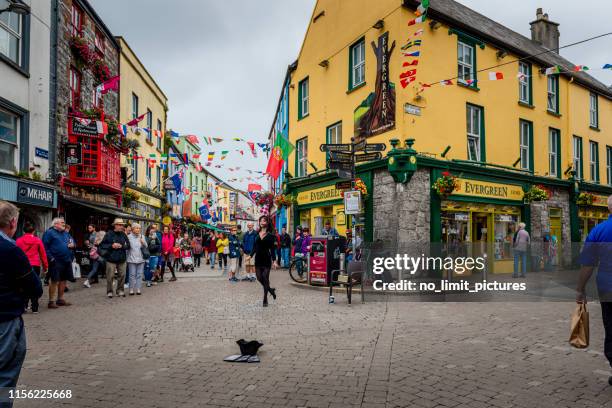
[14,266,612,408]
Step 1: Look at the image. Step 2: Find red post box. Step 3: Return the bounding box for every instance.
[308,236,347,285]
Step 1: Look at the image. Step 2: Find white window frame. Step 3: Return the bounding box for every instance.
[146,164,152,189]
[351,40,365,88]
[296,137,308,178]
[547,76,558,113]
[590,141,599,182]
[327,122,342,145]
[131,157,138,184]
[300,79,309,117]
[589,93,598,128]
[457,41,474,84]
[607,146,612,186]
[156,119,162,150]
[146,109,152,142]
[0,107,19,173]
[519,121,530,170]
[573,136,582,180]
[0,3,22,66]
[548,128,559,177]
[518,62,530,104]
[466,105,481,161]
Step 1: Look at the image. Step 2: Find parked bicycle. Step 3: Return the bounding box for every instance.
[288,255,307,283]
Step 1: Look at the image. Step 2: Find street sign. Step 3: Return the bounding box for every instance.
[320,143,352,153]
[344,190,362,215]
[336,169,352,179]
[355,152,382,162]
[364,143,387,153]
[329,151,353,162]
[353,139,367,152]
[327,160,353,172]
[335,180,353,190]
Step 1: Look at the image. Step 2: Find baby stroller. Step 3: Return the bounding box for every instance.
[180,249,195,272]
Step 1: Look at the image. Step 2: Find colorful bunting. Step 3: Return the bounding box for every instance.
[573,65,589,72]
[220,150,229,160]
[545,66,562,75]
[127,113,146,127]
[488,72,504,80]
[247,142,257,158]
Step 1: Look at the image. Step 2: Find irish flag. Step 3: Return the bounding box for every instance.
[488,72,504,80]
[408,14,427,26]
[545,66,562,75]
[573,65,589,72]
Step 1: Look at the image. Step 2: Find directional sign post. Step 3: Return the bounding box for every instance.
[353,139,367,152]
[336,169,352,179]
[320,144,352,153]
[364,143,387,153]
[327,160,353,172]
[329,151,353,162]
[335,180,353,190]
[355,152,382,163]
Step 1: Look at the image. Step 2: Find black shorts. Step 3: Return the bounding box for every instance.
[48,260,74,282]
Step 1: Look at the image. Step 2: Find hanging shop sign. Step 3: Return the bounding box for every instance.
[335,180,353,191]
[71,118,99,137]
[344,190,362,215]
[404,103,422,116]
[296,185,342,206]
[354,31,396,142]
[125,188,162,208]
[64,143,82,165]
[451,178,524,201]
[17,181,55,208]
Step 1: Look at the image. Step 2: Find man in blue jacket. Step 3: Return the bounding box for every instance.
[242,223,257,281]
[42,217,74,309]
[0,201,42,403]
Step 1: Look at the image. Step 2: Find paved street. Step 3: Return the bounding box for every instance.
[15,266,612,408]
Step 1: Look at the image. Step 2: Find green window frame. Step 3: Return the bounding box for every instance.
[589,93,599,129]
[348,38,365,91]
[519,119,533,172]
[325,121,342,160]
[607,146,612,185]
[547,75,559,114]
[295,136,308,178]
[573,135,583,180]
[298,77,309,120]
[548,128,561,178]
[518,61,532,105]
[466,103,485,162]
[589,141,600,183]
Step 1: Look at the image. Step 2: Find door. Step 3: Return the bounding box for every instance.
[472,212,492,273]
[549,209,562,266]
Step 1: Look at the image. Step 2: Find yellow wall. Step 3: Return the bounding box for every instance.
[117,37,168,193]
[215,185,236,225]
[288,0,612,183]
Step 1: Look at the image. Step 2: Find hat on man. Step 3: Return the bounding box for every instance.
[112,218,126,225]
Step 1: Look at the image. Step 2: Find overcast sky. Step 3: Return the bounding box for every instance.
[89,0,611,190]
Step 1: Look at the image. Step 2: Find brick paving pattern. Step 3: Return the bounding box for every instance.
[14,267,612,407]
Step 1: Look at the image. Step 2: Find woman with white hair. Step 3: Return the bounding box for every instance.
[126,223,147,295]
[513,222,530,278]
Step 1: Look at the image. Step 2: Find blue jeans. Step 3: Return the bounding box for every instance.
[513,250,527,277]
[144,256,159,282]
[87,259,103,280]
[209,252,216,268]
[281,248,290,267]
[0,317,26,407]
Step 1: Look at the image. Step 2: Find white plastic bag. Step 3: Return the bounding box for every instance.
[72,261,81,279]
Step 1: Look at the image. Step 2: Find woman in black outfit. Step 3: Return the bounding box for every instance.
[250,215,278,307]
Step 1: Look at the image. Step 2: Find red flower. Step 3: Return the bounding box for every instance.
[441,171,450,177]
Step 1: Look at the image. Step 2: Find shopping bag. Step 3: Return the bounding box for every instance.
[72,261,81,279]
[569,303,589,349]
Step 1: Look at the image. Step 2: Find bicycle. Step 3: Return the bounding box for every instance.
[288,255,308,283]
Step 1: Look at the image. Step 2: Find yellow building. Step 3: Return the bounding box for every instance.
[116,36,168,223]
[282,0,612,256]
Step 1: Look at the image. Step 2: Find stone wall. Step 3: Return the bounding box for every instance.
[53,0,119,174]
[529,187,571,244]
[372,168,430,247]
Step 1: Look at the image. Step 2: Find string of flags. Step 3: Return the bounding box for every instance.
[400,1,428,89]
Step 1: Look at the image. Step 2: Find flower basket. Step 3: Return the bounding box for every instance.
[69,36,92,69]
[432,171,459,198]
[122,189,140,206]
[274,194,294,208]
[576,192,595,206]
[91,57,111,84]
[524,185,549,203]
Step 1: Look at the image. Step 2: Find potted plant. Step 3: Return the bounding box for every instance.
[69,36,91,69]
[91,57,111,84]
[523,185,549,203]
[432,171,459,198]
[576,192,595,206]
[122,189,140,206]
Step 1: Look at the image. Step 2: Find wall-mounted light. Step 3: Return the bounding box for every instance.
[429,20,441,30]
[0,1,30,15]
[319,59,329,68]
[372,19,384,30]
[441,146,451,158]
[496,50,508,59]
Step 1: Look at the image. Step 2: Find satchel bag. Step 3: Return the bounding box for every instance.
[141,241,151,259]
[569,303,589,348]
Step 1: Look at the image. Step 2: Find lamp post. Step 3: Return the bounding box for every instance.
[0,1,30,15]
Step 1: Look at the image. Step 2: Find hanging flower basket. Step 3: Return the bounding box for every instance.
[254,192,275,209]
[340,178,368,198]
[576,192,595,206]
[523,185,549,203]
[432,171,459,198]
[274,194,294,208]
[91,57,111,84]
[69,36,92,69]
[122,189,140,206]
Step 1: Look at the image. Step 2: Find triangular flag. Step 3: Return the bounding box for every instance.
[247,142,257,157]
[545,66,561,75]
[402,60,419,67]
[573,65,589,72]
[603,64,612,69]
[220,150,229,160]
[207,152,215,162]
[440,79,453,86]
[186,135,199,144]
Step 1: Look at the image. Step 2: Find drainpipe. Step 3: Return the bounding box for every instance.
[48,0,59,179]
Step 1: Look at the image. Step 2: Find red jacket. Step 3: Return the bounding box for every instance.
[16,233,49,270]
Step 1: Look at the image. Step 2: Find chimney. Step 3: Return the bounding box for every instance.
[530,8,560,52]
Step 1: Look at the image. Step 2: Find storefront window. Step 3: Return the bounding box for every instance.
[493,214,518,260]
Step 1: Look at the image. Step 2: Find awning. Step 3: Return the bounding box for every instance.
[196,223,226,232]
[62,196,154,223]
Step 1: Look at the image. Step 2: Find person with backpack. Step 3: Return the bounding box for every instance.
[192,233,204,268]
[16,223,47,314]
[512,222,530,278]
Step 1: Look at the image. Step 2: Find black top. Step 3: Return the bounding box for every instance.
[99,230,130,263]
[250,231,277,268]
[280,233,291,248]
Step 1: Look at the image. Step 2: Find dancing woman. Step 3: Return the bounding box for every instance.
[250,216,279,307]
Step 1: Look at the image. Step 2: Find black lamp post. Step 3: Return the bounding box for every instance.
[0,1,30,15]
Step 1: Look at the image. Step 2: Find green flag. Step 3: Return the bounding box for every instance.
[274,133,294,162]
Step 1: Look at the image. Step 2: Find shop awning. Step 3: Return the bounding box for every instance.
[62,196,154,223]
[196,223,226,232]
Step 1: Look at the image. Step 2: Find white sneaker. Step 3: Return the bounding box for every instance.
[83,280,91,288]
[123,283,128,289]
